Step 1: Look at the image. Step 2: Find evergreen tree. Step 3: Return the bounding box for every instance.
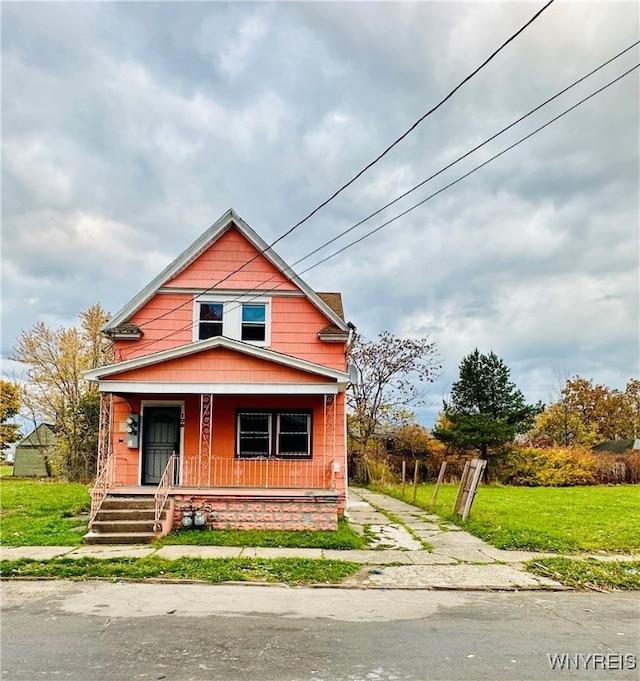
[434,349,541,459]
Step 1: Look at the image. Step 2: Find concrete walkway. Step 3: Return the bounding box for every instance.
[3,488,635,591]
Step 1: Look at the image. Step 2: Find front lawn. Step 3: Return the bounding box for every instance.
[375,483,640,554]
[0,475,366,549]
[0,475,91,546]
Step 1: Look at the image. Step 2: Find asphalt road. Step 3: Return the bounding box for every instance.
[1,581,638,681]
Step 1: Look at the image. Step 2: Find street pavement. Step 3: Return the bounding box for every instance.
[3,487,638,591]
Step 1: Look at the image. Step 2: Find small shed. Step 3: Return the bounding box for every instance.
[12,424,57,477]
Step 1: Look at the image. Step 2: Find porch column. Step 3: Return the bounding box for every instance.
[96,392,113,476]
[323,394,336,489]
[198,393,214,487]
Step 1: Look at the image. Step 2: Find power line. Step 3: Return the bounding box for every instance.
[119,60,638,359]
[129,0,556,333]
[295,63,639,276]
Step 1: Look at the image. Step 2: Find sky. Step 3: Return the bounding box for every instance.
[1,1,639,427]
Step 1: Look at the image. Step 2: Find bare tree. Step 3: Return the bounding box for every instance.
[347,331,440,482]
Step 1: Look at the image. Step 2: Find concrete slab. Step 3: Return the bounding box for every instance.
[344,563,564,590]
[406,552,458,565]
[242,547,324,559]
[432,548,495,563]
[367,524,423,551]
[68,546,157,560]
[155,546,243,560]
[322,549,413,564]
[0,546,76,561]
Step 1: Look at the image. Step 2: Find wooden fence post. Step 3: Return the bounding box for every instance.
[412,459,419,503]
[431,461,447,506]
[401,460,406,497]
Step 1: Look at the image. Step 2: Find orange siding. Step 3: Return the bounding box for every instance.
[270,296,346,369]
[167,227,297,291]
[107,348,331,384]
[109,393,346,500]
[114,293,194,361]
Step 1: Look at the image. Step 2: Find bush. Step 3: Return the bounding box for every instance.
[592,450,640,484]
[498,446,596,486]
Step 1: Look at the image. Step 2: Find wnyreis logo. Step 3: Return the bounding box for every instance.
[548,653,637,671]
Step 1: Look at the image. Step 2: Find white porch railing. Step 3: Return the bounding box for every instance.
[89,452,116,529]
[154,453,177,532]
[182,457,336,490]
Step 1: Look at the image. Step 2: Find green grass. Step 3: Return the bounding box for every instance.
[1,475,91,546]
[0,475,367,549]
[374,483,640,554]
[526,557,640,591]
[0,556,360,585]
[158,517,367,550]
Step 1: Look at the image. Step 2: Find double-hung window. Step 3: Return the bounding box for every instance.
[241,304,266,341]
[237,411,312,459]
[198,303,223,340]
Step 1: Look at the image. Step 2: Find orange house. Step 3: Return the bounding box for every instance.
[84,209,354,543]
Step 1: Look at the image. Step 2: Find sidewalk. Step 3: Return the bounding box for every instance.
[4,488,633,591]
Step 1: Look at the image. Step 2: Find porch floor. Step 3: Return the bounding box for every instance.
[109,486,338,499]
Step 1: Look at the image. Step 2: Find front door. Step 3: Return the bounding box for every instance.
[142,406,181,485]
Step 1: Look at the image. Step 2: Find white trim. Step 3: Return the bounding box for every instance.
[84,335,350,383]
[97,381,343,395]
[140,400,185,485]
[103,209,349,334]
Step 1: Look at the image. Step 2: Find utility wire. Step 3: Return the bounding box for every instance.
[296,63,640,276]
[129,0,556,333]
[118,60,638,359]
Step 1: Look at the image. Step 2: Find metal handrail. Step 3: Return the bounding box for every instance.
[88,452,116,530]
[153,453,177,532]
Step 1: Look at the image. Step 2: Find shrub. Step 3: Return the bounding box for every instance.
[498,446,596,486]
[592,450,640,484]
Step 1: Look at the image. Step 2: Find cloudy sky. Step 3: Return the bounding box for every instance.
[2,1,638,425]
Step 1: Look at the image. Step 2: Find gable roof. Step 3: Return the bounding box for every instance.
[104,209,350,335]
[84,335,351,385]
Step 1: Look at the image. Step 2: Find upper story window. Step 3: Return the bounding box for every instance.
[198,303,223,340]
[241,304,266,341]
[195,297,270,345]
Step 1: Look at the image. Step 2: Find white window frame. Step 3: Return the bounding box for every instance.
[194,295,271,346]
[276,412,311,458]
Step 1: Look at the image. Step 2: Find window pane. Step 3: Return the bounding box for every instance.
[241,324,266,342]
[278,433,309,456]
[277,413,310,457]
[239,435,270,457]
[280,414,308,433]
[242,305,265,322]
[239,414,269,432]
[200,303,223,321]
[238,413,270,458]
[199,322,222,339]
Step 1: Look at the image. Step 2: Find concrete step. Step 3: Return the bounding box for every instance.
[100,497,156,511]
[91,519,158,534]
[95,509,157,522]
[83,532,157,545]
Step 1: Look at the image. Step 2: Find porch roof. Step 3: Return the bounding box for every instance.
[84,336,350,394]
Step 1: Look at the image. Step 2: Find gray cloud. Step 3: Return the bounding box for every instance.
[2,1,638,425]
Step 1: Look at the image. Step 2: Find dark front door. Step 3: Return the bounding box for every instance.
[142,406,180,485]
